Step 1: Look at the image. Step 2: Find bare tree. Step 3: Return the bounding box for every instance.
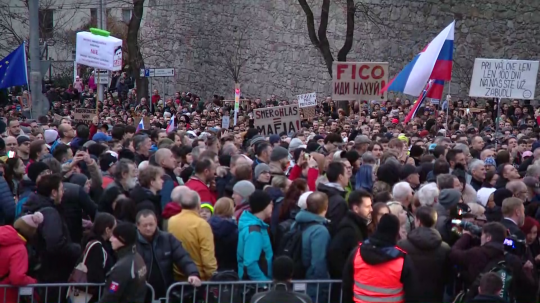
[297,0,387,76]
[126,0,148,101]
[0,0,79,56]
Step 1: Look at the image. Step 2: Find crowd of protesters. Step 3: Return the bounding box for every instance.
[0,76,540,303]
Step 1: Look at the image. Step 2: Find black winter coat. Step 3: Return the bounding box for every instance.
[208,216,238,271]
[98,245,147,303]
[63,182,98,244]
[99,180,129,214]
[23,193,81,282]
[317,183,348,235]
[327,211,368,278]
[136,230,199,298]
[397,227,451,303]
[130,186,162,226]
[250,283,313,303]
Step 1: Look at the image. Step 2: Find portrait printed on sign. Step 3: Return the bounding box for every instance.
[113,46,123,69]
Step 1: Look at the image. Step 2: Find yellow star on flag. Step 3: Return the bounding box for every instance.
[0,65,2,69]
[5,61,8,64]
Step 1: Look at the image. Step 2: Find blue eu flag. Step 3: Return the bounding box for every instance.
[0,43,28,89]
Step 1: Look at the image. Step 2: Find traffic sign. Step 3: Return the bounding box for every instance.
[139,68,174,77]
[96,70,109,84]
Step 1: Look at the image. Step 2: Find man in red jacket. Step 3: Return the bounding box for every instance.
[185,158,217,205]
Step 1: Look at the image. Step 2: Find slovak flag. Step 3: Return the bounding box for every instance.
[136,118,144,133]
[382,21,454,97]
[166,115,175,133]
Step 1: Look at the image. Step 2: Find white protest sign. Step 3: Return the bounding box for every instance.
[73,108,97,124]
[332,62,389,101]
[76,31,123,71]
[469,58,539,100]
[254,105,301,136]
[297,92,317,108]
[222,116,230,129]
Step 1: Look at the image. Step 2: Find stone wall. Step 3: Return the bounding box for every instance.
[141,0,540,101]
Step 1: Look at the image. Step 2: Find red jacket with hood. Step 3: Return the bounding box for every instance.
[0,226,37,303]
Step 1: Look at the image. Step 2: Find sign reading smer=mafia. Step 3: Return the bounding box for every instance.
[254,105,300,136]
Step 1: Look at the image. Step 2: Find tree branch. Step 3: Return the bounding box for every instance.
[297,0,320,47]
[337,0,355,62]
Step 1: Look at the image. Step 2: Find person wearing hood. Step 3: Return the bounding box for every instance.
[233,180,256,221]
[398,206,451,303]
[22,174,81,286]
[0,212,42,303]
[268,146,289,178]
[237,190,274,281]
[342,214,416,303]
[208,198,238,271]
[295,192,331,301]
[434,188,462,245]
[328,190,372,279]
[254,163,271,190]
[99,222,147,303]
[130,165,164,227]
[136,210,200,300]
[317,162,348,235]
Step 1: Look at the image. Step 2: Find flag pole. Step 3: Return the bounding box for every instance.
[22,42,32,119]
[445,80,451,132]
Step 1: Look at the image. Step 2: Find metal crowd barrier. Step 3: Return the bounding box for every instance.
[0,280,342,303]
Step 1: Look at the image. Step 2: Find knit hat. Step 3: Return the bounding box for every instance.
[269,135,280,145]
[354,135,371,144]
[201,202,214,214]
[371,214,400,245]
[99,153,118,171]
[27,162,50,183]
[313,135,324,142]
[288,138,303,152]
[484,157,496,167]
[68,173,88,188]
[249,190,272,214]
[306,142,320,153]
[17,135,31,145]
[438,189,461,210]
[298,191,313,210]
[254,163,271,180]
[476,188,496,207]
[233,180,256,198]
[44,129,58,144]
[14,212,44,240]
[250,135,265,146]
[112,222,137,247]
[270,146,289,162]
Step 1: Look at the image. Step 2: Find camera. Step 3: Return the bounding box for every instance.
[503,235,526,257]
[451,219,483,236]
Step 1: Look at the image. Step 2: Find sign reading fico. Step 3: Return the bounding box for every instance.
[254,105,300,136]
[76,31,123,71]
[332,62,388,101]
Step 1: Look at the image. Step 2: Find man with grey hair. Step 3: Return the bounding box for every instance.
[469,159,486,191]
[168,187,217,280]
[525,165,540,179]
[506,180,528,202]
[417,183,439,206]
[437,174,458,190]
[221,142,238,156]
[392,181,415,232]
[361,152,376,165]
[132,134,152,165]
[191,146,206,163]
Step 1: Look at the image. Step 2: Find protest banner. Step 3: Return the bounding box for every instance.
[469,58,539,100]
[254,104,300,136]
[222,116,230,129]
[332,62,389,101]
[53,114,63,122]
[297,92,317,108]
[72,108,97,124]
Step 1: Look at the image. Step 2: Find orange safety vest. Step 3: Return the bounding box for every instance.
[353,243,406,303]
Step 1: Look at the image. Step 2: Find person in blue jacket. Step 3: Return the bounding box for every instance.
[295,191,331,301]
[0,170,16,225]
[237,190,273,281]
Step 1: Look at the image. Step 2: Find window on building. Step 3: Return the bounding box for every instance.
[39,9,54,39]
[90,8,97,26]
[122,9,132,23]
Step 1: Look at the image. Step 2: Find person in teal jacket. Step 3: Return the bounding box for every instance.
[237,190,274,281]
[295,191,331,301]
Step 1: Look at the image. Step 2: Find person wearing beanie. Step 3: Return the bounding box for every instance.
[249,256,313,303]
[269,134,281,148]
[0,213,42,302]
[199,202,214,220]
[99,152,118,189]
[101,222,148,303]
[237,190,273,281]
[269,146,289,177]
[232,180,256,220]
[342,214,415,303]
[254,163,271,190]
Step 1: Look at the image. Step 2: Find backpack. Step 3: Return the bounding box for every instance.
[453,254,515,303]
[276,222,316,279]
[208,271,244,303]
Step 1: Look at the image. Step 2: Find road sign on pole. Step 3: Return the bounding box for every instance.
[139,68,174,78]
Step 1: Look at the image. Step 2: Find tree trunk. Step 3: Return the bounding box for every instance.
[337,0,355,62]
[127,0,148,101]
[318,0,334,76]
